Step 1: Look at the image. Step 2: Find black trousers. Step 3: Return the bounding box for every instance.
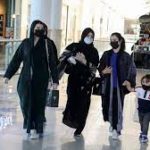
[139,112,150,135]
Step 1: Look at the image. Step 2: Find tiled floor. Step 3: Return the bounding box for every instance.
[0,69,150,150]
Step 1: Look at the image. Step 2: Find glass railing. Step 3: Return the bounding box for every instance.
[1,39,146,75]
[0,39,22,75]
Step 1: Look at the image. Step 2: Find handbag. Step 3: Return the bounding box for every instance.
[46,89,59,107]
[92,77,103,96]
[45,39,59,107]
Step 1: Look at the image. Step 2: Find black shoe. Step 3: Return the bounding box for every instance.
[74,130,82,137]
[43,117,46,123]
[39,133,44,138]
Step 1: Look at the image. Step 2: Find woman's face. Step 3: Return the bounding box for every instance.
[86,32,94,39]
[110,35,121,49]
[84,32,94,45]
[110,35,119,43]
[142,78,150,86]
[34,23,45,37]
[34,23,44,32]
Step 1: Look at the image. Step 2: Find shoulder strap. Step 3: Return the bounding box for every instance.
[45,39,52,82]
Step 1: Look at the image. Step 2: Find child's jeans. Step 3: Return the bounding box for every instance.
[138,112,150,135]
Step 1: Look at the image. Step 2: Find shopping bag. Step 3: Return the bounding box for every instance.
[46,89,59,107]
[133,97,139,123]
[92,77,103,96]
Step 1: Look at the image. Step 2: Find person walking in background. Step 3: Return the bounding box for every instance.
[4,20,59,139]
[62,28,99,137]
[98,32,136,140]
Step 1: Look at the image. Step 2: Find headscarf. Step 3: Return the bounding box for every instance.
[29,20,44,39]
[80,27,95,43]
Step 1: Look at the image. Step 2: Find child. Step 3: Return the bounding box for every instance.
[124,74,150,143]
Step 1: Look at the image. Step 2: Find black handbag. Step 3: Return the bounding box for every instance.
[92,77,103,96]
[46,89,59,107]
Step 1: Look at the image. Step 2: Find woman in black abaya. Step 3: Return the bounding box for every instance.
[62,28,99,136]
[4,20,58,139]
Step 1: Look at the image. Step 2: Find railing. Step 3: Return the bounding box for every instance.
[0,39,22,75]
[0,39,136,75]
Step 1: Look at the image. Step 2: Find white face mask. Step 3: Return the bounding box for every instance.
[84,36,93,45]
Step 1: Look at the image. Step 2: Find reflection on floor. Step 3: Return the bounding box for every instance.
[0,69,150,150]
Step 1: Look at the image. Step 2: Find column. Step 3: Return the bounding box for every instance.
[50,0,62,54]
[20,0,28,39]
[30,0,62,53]
[30,0,51,27]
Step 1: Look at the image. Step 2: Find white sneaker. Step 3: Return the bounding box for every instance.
[30,130,39,139]
[23,133,30,140]
[112,130,118,140]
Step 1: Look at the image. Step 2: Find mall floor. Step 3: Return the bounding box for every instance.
[0,69,150,150]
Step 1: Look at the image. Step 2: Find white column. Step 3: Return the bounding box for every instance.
[30,0,62,53]
[30,0,51,27]
[14,0,21,39]
[50,0,62,53]
[20,0,28,39]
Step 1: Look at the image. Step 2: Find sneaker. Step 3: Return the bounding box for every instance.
[23,133,30,140]
[30,130,39,139]
[112,130,119,140]
[140,135,148,143]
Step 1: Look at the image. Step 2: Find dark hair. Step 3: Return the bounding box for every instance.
[111,32,125,51]
[80,27,95,42]
[141,74,150,85]
[29,20,44,39]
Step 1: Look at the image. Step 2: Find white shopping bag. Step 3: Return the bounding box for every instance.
[133,97,139,123]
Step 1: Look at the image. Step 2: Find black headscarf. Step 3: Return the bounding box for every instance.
[43,23,48,39]
[29,20,45,48]
[77,28,98,65]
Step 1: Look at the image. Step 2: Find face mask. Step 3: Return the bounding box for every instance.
[34,29,45,37]
[110,41,119,49]
[142,85,150,91]
[84,37,93,45]
[144,34,149,38]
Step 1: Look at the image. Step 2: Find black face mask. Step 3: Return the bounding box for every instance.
[34,29,45,37]
[142,85,150,91]
[110,41,119,49]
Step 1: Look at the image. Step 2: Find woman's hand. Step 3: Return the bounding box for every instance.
[4,78,9,84]
[48,82,58,90]
[75,52,87,65]
[52,83,58,90]
[122,80,134,92]
[67,56,76,65]
[102,66,112,74]
[48,81,52,90]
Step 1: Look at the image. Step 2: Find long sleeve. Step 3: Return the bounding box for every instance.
[47,40,59,84]
[49,39,59,65]
[98,52,108,77]
[4,41,24,79]
[126,55,137,87]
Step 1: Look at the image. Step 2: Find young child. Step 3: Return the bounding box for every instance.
[124,74,150,143]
